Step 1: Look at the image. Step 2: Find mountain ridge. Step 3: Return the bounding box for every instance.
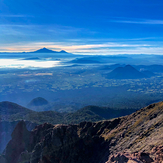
[0,101,137,124]
[31,47,68,53]
[0,47,68,54]
[2,101,163,162]
[0,101,33,116]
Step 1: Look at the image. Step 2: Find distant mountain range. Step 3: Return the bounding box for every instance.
[107,65,150,79]
[31,47,68,53]
[69,57,102,64]
[68,56,127,64]
[0,101,137,125]
[0,47,68,54]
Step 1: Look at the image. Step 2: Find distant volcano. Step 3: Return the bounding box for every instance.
[107,65,147,79]
[28,97,49,106]
[32,47,68,53]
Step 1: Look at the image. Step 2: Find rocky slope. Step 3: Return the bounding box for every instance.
[2,101,163,163]
[0,120,119,163]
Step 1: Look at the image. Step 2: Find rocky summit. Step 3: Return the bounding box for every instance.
[2,101,163,163]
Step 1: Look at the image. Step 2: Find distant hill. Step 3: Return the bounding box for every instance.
[65,105,137,124]
[99,64,123,71]
[0,101,137,125]
[107,65,147,79]
[140,70,156,77]
[0,101,33,116]
[69,57,101,64]
[68,55,131,64]
[59,50,67,53]
[31,47,68,53]
[0,101,64,124]
[28,97,49,107]
[23,57,41,60]
[135,64,163,73]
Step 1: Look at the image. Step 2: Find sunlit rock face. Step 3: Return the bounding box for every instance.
[106,152,154,163]
[105,148,163,163]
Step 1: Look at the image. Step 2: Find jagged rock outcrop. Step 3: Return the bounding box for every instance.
[2,101,163,163]
[150,146,163,162]
[106,152,155,163]
[106,153,129,163]
[2,120,120,163]
[106,149,163,163]
[4,120,32,163]
[0,121,37,154]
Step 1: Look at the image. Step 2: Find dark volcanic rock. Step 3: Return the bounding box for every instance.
[137,152,153,163]
[4,121,31,163]
[2,120,114,163]
[0,155,6,163]
[0,121,37,154]
[106,153,129,163]
[151,146,163,162]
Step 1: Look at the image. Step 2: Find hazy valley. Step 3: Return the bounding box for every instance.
[1,51,163,112]
[1,50,163,162]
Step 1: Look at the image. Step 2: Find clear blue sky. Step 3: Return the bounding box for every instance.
[0,0,163,54]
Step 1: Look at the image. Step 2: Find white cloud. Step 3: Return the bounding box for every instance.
[1,40,162,55]
[111,18,163,25]
[0,59,61,68]
[0,14,33,18]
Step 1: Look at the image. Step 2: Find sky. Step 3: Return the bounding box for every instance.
[0,0,163,55]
